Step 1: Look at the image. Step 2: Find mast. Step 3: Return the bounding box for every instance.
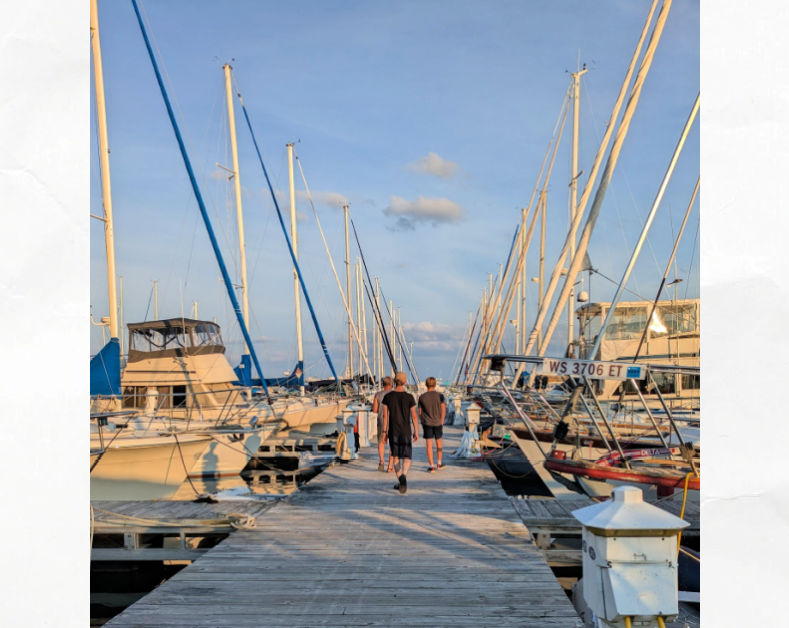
[538,193,546,350]
[359,261,368,381]
[90,0,118,340]
[568,65,588,353]
[375,278,383,378]
[119,276,124,356]
[153,280,158,319]
[519,208,527,354]
[355,259,362,382]
[223,64,250,327]
[344,204,353,379]
[287,143,305,395]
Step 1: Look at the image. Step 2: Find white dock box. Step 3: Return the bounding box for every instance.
[572,485,689,627]
[461,401,480,429]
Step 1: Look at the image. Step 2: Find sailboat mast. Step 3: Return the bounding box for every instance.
[519,208,527,354]
[344,204,353,379]
[355,259,362,382]
[90,0,118,340]
[375,278,383,378]
[223,64,250,327]
[287,143,305,395]
[568,66,587,353]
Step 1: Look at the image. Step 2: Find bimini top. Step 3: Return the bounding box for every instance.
[127,318,226,363]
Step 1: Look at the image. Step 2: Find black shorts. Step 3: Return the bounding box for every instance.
[422,424,443,439]
[388,435,412,459]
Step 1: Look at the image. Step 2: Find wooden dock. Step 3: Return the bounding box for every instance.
[105,424,582,626]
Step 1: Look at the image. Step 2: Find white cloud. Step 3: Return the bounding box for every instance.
[296,190,347,209]
[406,152,459,179]
[402,321,458,342]
[384,195,464,227]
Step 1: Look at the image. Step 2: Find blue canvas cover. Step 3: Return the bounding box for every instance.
[90,337,121,397]
[235,354,304,389]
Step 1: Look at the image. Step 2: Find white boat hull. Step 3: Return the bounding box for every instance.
[90,433,211,500]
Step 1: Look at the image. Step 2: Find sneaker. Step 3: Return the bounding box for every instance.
[428,466,436,473]
[378,463,385,472]
[437,462,446,470]
[398,474,407,494]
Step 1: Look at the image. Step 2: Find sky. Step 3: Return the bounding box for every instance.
[90,0,700,383]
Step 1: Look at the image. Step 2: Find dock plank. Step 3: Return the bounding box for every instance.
[106,425,582,627]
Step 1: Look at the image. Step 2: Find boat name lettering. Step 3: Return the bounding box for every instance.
[538,358,644,380]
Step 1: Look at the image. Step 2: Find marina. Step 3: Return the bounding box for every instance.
[83,1,707,626]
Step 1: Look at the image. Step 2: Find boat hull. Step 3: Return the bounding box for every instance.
[90,434,211,500]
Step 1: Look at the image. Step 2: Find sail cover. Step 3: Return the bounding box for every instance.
[235,355,304,389]
[90,337,121,397]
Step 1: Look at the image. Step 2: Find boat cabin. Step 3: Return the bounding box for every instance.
[121,318,248,419]
[574,299,699,402]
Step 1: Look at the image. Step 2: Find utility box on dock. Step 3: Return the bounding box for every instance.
[462,401,480,430]
[573,485,689,627]
[338,409,357,461]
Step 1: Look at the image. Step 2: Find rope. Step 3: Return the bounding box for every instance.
[173,433,200,497]
[90,422,128,472]
[678,546,700,564]
[335,431,347,457]
[676,470,694,553]
[92,507,258,529]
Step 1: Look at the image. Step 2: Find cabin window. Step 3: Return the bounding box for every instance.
[649,372,676,395]
[651,304,697,338]
[156,386,171,409]
[121,386,146,409]
[681,374,700,391]
[193,324,222,347]
[129,326,191,353]
[604,306,648,341]
[172,385,187,408]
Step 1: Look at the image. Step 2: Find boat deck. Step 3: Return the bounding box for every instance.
[105,424,583,626]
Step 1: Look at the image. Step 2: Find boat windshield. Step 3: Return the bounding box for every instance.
[129,322,224,353]
[577,301,698,344]
[603,306,647,341]
[651,303,697,337]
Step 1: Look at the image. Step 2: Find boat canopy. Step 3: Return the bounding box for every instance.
[127,318,226,363]
[577,299,699,345]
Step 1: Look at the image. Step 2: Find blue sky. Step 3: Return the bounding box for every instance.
[90,0,700,382]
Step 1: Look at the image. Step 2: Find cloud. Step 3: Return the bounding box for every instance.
[402,321,456,342]
[383,195,464,230]
[406,152,459,179]
[296,190,347,209]
[400,322,464,356]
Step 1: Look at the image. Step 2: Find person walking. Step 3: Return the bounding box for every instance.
[418,377,447,472]
[371,376,393,472]
[381,371,418,494]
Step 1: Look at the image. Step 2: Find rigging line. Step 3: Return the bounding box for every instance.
[455,309,480,386]
[131,0,271,401]
[590,268,650,301]
[231,82,341,391]
[348,218,398,372]
[631,176,699,365]
[376,282,418,382]
[683,215,699,301]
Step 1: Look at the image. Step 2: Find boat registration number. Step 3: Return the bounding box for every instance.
[538,358,644,380]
